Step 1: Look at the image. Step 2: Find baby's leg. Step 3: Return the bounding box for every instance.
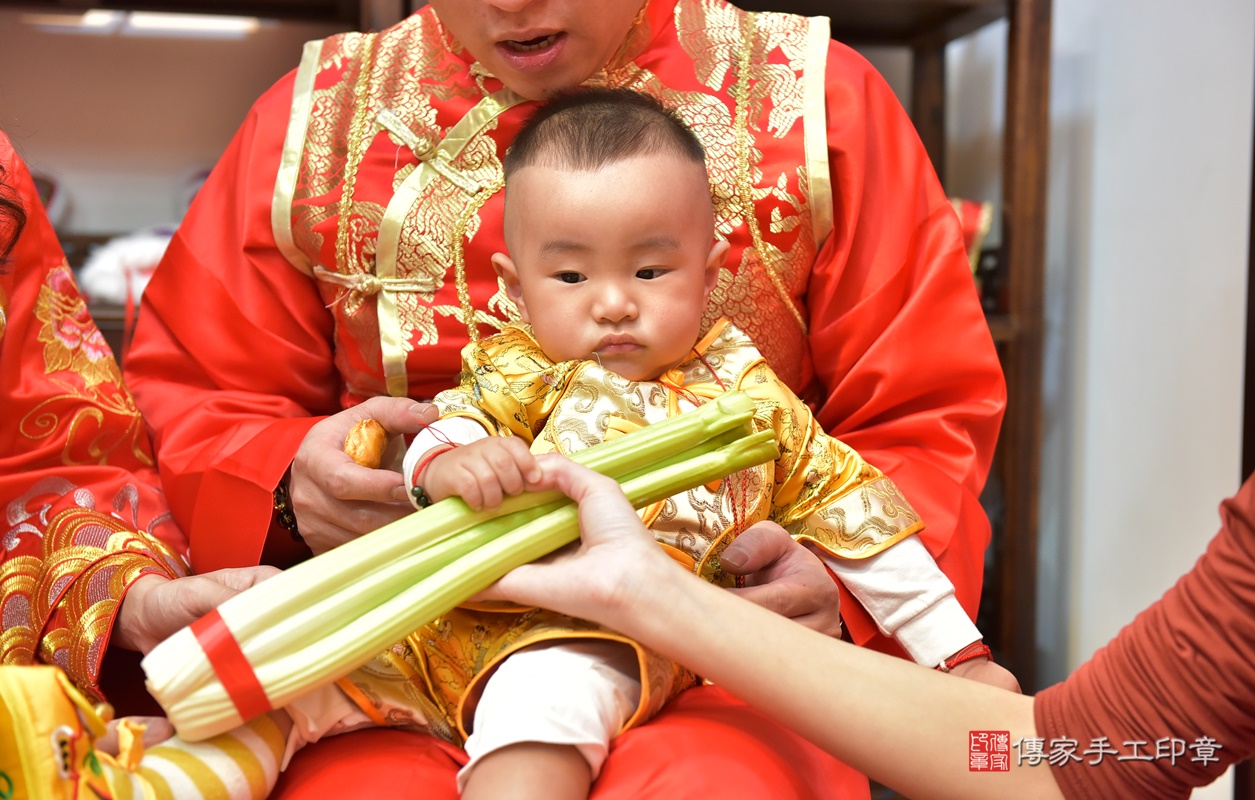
[461,742,592,800]
[458,640,641,800]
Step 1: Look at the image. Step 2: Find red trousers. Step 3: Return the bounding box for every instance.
[272,686,867,799]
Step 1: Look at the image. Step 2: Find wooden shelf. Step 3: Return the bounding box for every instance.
[0,0,359,23]
[985,313,1018,343]
[738,0,1007,46]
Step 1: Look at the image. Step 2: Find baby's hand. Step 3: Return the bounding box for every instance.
[946,656,1023,694]
[418,437,541,510]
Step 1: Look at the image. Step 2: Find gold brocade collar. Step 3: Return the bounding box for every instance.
[490,317,736,398]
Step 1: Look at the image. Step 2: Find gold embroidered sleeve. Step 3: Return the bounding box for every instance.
[431,378,504,437]
[740,361,924,559]
[33,508,188,700]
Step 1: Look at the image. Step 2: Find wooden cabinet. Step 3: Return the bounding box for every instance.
[742,0,1051,690]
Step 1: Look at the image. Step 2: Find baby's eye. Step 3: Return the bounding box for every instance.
[557,272,585,284]
[636,268,664,280]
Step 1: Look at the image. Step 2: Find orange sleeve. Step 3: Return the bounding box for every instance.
[1033,476,1255,799]
[0,135,188,703]
[807,43,1005,652]
[125,72,337,573]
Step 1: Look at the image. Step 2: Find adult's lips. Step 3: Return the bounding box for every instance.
[503,32,562,51]
[495,31,568,71]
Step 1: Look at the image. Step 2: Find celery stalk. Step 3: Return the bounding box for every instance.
[147,392,772,740]
[188,392,759,649]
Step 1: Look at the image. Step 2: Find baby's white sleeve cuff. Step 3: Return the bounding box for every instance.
[819,536,982,668]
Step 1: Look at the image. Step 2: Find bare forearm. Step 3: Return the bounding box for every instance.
[604,565,1060,800]
[490,459,1059,799]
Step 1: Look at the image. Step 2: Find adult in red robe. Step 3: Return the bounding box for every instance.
[125,1,1005,796]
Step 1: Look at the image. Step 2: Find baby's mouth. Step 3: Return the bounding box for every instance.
[503,33,562,52]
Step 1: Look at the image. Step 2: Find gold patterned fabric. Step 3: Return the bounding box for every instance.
[375,319,923,743]
[437,319,923,569]
[3,508,187,702]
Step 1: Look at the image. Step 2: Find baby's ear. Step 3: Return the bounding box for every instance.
[491,252,529,322]
[704,240,730,296]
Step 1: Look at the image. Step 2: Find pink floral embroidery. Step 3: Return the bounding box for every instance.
[35,264,119,388]
[22,263,149,466]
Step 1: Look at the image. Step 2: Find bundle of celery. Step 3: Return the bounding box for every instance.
[142,391,777,741]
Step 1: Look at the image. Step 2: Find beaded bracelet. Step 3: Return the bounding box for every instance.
[410,444,456,508]
[272,470,303,543]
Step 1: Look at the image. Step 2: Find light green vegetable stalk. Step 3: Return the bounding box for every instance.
[144,392,775,741]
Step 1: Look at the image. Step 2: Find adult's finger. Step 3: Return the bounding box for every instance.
[535,456,646,545]
[722,522,843,637]
[476,456,665,615]
[116,566,286,653]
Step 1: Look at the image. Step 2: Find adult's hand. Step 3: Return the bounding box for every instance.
[115,567,280,654]
[290,396,439,555]
[484,461,843,637]
[478,455,674,621]
[720,523,844,638]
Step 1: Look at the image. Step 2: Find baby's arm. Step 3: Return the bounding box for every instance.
[820,541,1020,689]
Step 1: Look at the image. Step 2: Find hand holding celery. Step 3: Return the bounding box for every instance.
[142,391,777,741]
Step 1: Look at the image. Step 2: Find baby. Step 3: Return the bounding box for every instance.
[402,87,1006,800]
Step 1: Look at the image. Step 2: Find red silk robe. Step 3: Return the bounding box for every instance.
[0,134,188,703]
[127,0,1004,653]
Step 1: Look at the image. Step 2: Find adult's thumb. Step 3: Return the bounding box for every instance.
[719,521,793,574]
[358,396,439,434]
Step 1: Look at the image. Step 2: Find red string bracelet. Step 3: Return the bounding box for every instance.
[937,641,993,672]
[410,444,457,508]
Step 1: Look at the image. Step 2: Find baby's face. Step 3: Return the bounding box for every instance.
[495,153,726,382]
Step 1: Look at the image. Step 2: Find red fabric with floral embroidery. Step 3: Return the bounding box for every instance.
[0,133,188,702]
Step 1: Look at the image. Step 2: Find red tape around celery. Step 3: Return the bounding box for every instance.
[189,609,272,722]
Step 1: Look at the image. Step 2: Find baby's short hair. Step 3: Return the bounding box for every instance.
[504,88,705,177]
